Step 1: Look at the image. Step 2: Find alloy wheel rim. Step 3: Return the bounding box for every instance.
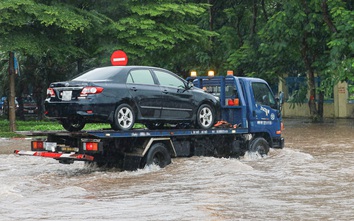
[199,107,212,127]
[118,107,133,128]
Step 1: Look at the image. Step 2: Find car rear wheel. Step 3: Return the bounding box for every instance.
[61,118,85,132]
[112,104,135,130]
[196,104,215,129]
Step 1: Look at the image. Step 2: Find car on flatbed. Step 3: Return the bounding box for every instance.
[45,66,220,131]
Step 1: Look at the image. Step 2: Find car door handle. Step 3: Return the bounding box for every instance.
[130,87,137,91]
[162,90,168,94]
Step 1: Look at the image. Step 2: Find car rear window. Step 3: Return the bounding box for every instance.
[73,67,124,81]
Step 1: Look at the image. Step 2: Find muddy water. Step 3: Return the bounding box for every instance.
[1,118,354,221]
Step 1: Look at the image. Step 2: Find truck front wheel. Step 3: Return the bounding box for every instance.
[144,143,171,168]
[249,137,269,156]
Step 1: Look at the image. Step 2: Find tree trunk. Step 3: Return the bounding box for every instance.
[307,70,319,121]
[301,0,322,122]
[321,0,337,33]
[318,91,324,121]
[251,0,258,37]
[8,52,16,132]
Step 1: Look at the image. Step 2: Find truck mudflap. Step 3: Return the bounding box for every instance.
[14,150,94,162]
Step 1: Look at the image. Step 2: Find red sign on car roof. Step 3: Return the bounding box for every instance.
[110,50,128,66]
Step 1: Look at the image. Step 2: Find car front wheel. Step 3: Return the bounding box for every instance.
[112,104,135,130]
[196,104,215,129]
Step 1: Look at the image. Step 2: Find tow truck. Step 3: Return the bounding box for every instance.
[14,71,284,170]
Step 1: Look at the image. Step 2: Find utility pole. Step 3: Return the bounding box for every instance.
[8,51,16,132]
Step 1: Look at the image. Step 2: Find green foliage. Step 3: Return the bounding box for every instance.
[326,0,354,83]
[0,0,354,121]
[114,1,214,63]
[287,85,308,109]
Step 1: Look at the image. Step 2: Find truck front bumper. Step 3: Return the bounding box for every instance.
[272,137,285,149]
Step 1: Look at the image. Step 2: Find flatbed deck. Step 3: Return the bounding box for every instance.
[16,127,249,139]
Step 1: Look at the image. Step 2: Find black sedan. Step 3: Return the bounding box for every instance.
[45,66,220,131]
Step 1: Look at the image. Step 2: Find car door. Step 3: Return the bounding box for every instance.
[153,70,194,119]
[126,69,162,118]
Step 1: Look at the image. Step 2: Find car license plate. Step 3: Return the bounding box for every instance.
[62,91,72,101]
[28,110,34,113]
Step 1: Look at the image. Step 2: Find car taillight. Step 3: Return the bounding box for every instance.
[80,87,104,97]
[47,88,55,97]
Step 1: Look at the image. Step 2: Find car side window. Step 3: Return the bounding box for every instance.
[127,69,155,85]
[252,82,276,108]
[154,70,185,88]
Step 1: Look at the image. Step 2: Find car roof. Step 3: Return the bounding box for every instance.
[72,66,180,82]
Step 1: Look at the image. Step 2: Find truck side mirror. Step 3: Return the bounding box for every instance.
[279,91,284,105]
[277,91,284,116]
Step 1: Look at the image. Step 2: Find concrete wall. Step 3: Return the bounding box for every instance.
[279,78,354,118]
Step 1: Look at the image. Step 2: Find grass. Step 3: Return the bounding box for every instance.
[0,119,112,138]
[0,118,145,138]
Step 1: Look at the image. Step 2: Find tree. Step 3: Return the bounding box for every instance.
[255,0,333,122]
[326,0,354,86]
[0,0,114,121]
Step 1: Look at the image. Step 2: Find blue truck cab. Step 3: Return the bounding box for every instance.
[192,74,284,150]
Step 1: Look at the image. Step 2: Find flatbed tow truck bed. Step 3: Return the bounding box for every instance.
[14,126,257,170]
[15,127,249,138]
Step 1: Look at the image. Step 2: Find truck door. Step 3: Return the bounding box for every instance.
[249,81,281,135]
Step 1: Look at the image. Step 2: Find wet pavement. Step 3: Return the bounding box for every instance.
[1,118,354,220]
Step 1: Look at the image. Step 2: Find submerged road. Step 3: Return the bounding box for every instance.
[0,118,353,220]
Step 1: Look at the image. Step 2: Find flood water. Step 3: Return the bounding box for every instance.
[1,118,354,221]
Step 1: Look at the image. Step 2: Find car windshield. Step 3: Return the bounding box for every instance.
[72,67,124,81]
[23,96,36,103]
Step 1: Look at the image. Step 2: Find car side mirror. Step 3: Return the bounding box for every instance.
[186,81,194,90]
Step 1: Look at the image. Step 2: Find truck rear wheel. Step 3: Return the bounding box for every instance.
[250,137,269,156]
[144,143,171,168]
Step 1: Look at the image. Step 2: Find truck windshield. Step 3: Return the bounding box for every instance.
[252,82,276,109]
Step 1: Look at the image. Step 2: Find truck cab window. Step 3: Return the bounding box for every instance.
[252,82,276,108]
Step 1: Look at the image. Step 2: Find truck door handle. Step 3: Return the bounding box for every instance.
[130,87,137,91]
